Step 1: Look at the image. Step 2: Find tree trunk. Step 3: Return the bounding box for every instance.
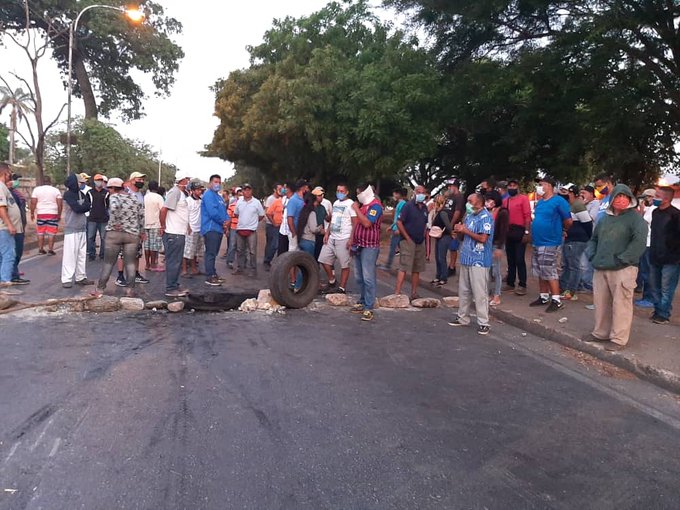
[31,57,45,186]
[9,108,16,165]
[73,53,98,119]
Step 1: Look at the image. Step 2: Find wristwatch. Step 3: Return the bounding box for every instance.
[524,230,530,235]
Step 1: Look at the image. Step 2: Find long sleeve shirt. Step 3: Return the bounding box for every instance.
[201,189,230,235]
[106,193,144,236]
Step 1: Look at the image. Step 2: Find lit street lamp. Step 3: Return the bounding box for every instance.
[66,5,144,173]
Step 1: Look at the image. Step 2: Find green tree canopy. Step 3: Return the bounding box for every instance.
[0,0,184,121]
[207,0,447,187]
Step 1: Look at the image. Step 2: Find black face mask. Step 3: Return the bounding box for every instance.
[507,188,519,197]
[134,182,145,190]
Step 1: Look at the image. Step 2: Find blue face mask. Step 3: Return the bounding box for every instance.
[653,199,662,207]
[336,192,347,201]
[79,183,86,190]
[212,184,221,192]
[415,193,426,203]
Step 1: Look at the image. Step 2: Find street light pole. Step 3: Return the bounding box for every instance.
[66,5,144,174]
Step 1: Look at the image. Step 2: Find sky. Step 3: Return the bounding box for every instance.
[0,0,385,181]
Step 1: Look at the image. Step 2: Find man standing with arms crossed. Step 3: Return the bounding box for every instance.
[201,174,230,286]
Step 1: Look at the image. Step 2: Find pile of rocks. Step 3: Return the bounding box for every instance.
[324,293,459,309]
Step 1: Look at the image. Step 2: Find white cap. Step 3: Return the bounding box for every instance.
[175,170,192,182]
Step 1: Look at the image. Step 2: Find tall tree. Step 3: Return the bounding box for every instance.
[0,85,33,164]
[0,0,184,121]
[207,1,447,186]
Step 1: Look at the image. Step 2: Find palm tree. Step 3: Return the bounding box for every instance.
[0,85,34,164]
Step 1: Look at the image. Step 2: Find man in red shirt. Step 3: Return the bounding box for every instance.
[502,179,532,295]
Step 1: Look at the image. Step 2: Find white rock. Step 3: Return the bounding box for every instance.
[167,301,185,313]
[442,296,460,308]
[325,293,350,306]
[239,298,259,312]
[119,297,145,312]
[558,317,568,323]
[257,289,281,310]
[411,298,441,308]
[378,294,411,309]
[85,296,121,313]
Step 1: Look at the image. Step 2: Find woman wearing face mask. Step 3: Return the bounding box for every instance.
[431,194,453,287]
[485,191,509,305]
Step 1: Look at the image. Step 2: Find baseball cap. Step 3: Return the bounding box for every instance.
[189,180,204,191]
[77,172,90,183]
[642,188,656,197]
[311,186,324,196]
[107,177,124,188]
[496,180,508,189]
[583,185,595,194]
[174,170,191,182]
[93,174,105,181]
[446,179,460,187]
[508,178,520,185]
[102,175,109,182]
[129,171,146,180]
[559,183,578,195]
[242,183,252,189]
[536,175,557,187]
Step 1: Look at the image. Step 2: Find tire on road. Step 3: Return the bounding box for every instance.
[269,250,320,309]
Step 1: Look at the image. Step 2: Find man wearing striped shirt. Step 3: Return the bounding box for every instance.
[449,192,495,335]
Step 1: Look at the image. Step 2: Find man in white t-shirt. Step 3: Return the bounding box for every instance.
[319,183,358,293]
[160,173,190,297]
[144,181,165,271]
[30,176,63,255]
[183,180,205,276]
[233,183,264,276]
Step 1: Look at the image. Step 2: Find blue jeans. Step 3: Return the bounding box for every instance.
[491,254,502,297]
[0,230,16,282]
[87,221,107,258]
[560,241,587,292]
[296,239,316,288]
[204,231,223,277]
[384,232,400,268]
[650,263,680,320]
[163,233,185,291]
[12,232,24,280]
[354,247,380,310]
[227,229,238,265]
[636,248,654,302]
[264,224,279,264]
[579,251,594,291]
[435,236,449,281]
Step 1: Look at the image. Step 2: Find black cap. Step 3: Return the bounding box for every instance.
[10,173,21,180]
[294,179,308,189]
[242,183,252,189]
[507,177,520,185]
[583,185,595,194]
[536,175,557,187]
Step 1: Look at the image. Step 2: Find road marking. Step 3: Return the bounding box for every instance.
[48,438,61,457]
[29,414,57,452]
[4,442,20,464]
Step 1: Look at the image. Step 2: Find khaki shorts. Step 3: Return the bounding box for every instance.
[399,239,426,273]
[318,237,352,269]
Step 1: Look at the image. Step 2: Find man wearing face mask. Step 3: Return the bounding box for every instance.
[319,183,357,294]
[584,184,647,350]
[8,173,29,285]
[160,172,191,297]
[593,173,615,223]
[648,187,680,325]
[115,172,149,287]
[61,173,93,288]
[634,189,657,308]
[530,175,572,312]
[201,174,230,286]
[350,184,383,322]
[0,164,22,291]
[503,178,532,295]
[394,185,429,300]
[449,193,495,335]
[86,174,110,261]
[263,184,283,269]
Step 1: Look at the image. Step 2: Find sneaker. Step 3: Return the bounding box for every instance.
[115,276,128,288]
[430,279,440,285]
[165,289,189,298]
[75,278,95,286]
[435,280,447,287]
[545,299,564,313]
[634,299,655,308]
[514,286,527,296]
[38,249,47,255]
[502,284,515,292]
[448,318,466,327]
[205,276,222,287]
[216,276,226,283]
[529,297,549,307]
[351,304,365,313]
[135,273,150,284]
[477,325,490,335]
[10,278,30,285]
[47,250,56,256]
[227,262,234,269]
[337,287,347,294]
[652,315,670,325]
[585,304,595,310]
[581,333,609,343]
[62,282,73,289]
[361,310,374,321]
[560,290,577,301]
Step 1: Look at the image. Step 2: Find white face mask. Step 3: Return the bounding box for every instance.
[536,185,545,196]
[357,186,375,205]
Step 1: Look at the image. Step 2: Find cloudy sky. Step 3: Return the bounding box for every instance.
[0,0,387,181]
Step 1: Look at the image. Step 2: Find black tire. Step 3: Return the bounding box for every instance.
[270,250,320,309]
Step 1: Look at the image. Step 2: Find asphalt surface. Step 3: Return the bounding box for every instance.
[3,291,680,509]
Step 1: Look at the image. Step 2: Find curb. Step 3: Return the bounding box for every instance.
[377,267,680,395]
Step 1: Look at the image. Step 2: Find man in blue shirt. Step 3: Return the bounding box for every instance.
[201,174,230,286]
[449,192,494,335]
[394,185,429,300]
[286,179,308,251]
[530,175,573,312]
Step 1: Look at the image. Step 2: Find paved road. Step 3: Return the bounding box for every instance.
[2,292,680,509]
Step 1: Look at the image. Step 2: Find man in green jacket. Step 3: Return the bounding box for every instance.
[584,184,647,351]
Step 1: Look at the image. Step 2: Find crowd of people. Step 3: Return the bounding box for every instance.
[0,160,678,341]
